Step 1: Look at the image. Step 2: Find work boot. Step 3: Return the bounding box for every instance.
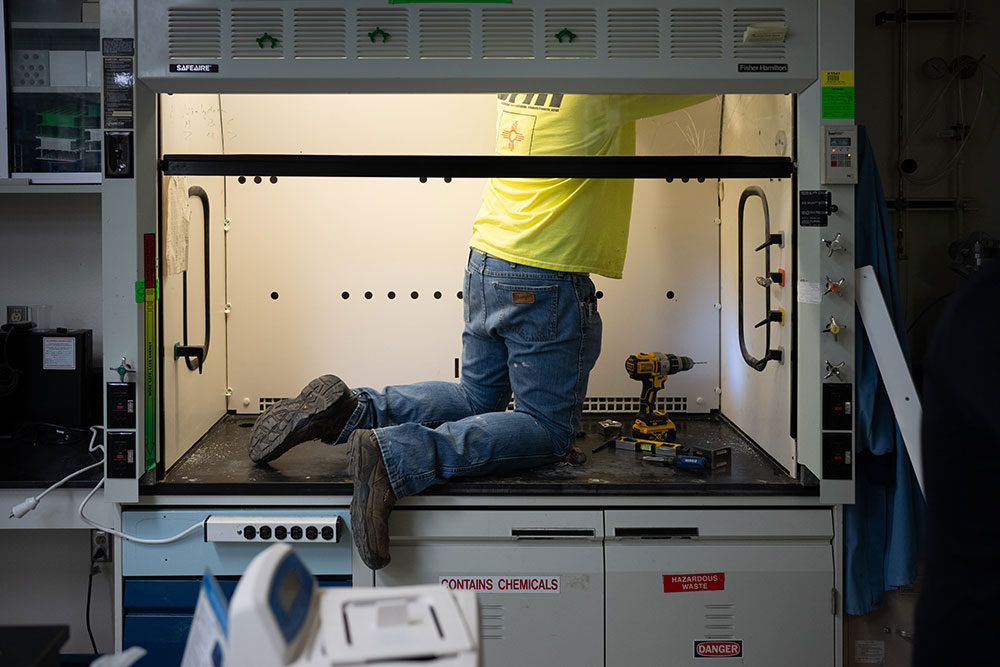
[348,429,396,570]
[248,375,357,464]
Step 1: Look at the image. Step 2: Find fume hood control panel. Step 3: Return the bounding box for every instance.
[821,125,858,185]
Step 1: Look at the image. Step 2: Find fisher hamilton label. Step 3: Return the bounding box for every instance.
[169,64,219,73]
[439,576,560,594]
[738,63,789,73]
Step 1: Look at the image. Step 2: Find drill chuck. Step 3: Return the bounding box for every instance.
[665,354,694,375]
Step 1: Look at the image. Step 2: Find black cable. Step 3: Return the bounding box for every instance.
[737,186,776,372]
[906,291,954,334]
[181,186,212,373]
[86,561,100,654]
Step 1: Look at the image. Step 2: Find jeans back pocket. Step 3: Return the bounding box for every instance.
[492,282,559,342]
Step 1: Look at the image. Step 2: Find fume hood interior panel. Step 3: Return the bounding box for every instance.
[158,92,797,476]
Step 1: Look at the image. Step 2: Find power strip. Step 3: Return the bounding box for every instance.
[205,515,340,543]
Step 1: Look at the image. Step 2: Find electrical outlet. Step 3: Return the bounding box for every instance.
[6,305,31,325]
[91,529,112,562]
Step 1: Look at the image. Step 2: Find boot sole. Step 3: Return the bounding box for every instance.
[249,375,355,463]
[349,431,392,570]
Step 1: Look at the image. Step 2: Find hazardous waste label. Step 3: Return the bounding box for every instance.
[439,576,560,594]
[663,572,725,592]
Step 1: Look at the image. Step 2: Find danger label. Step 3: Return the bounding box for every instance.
[694,640,743,658]
[664,572,725,593]
[439,576,560,594]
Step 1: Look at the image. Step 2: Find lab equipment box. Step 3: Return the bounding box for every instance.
[0,327,95,430]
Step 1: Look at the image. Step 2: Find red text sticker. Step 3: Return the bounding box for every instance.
[143,233,156,285]
[694,640,743,658]
[663,572,725,593]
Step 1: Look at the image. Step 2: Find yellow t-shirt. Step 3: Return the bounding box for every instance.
[469,94,714,279]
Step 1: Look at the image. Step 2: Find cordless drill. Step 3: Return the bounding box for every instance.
[625,353,695,442]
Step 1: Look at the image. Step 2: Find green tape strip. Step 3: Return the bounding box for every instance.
[135,280,160,302]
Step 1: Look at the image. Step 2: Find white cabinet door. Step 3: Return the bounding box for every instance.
[605,509,835,667]
[378,509,605,667]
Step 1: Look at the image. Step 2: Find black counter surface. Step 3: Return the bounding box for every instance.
[0,423,103,488]
[152,413,816,497]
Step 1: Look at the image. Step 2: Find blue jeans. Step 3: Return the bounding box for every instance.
[333,249,603,498]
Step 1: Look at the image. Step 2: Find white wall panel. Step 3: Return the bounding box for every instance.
[0,195,102,357]
[719,177,795,470]
[0,530,114,654]
[588,99,723,412]
[219,94,725,413]
[160,95,228,468]
[718,94,795,470]
[591,179,721,413]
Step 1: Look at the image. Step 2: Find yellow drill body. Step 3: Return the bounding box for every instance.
[624,352,695,442]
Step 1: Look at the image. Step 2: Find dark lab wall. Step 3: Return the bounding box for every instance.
[855,0,1000,373]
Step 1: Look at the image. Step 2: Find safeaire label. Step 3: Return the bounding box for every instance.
[664,572,725,593]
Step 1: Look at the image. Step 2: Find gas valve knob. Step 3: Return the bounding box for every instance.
[822,317,847,342]
[824,360,846,381]
[755,232,784,252]
[754,308,785,328]
[825,276,846,296]
[755,270,786,288]
[110,357,135,382]
[822,233,846,257]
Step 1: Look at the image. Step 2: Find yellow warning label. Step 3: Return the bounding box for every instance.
[822,70,854,87]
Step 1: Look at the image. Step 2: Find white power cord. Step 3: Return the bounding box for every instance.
[77,478,205,544]
[9,424,205,544]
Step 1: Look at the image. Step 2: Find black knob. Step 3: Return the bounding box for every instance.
[259,525,272,540]
[290,526,303,540]
[321,526,335,541]
[243,525,257,540]
[274,526,287,540]
[306,526,318,541]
